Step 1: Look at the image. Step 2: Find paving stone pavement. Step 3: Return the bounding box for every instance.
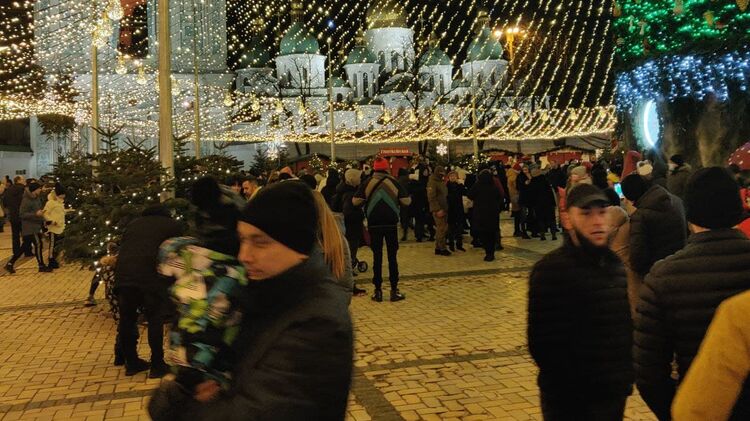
[0,223,657,420]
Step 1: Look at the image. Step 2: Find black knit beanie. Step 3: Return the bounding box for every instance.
[621,173,649,203]
[685,167,743,229]
[239,180,318,255]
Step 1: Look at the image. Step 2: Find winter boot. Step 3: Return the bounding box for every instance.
[372,288,383,302]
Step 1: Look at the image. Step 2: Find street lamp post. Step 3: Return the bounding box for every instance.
[327,37,336,164]
[158,0,174,198]
[190,0,201,159]
[90,43,100,154]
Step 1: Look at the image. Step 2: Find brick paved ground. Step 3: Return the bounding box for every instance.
[0,223,657,420]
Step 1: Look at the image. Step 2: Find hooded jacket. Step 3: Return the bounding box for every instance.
[629,184,687,277]
[149,248,353,421]
[20,189,45,236]
[43,191,66,235]
[529,236,634,400]
[634,229,750,421]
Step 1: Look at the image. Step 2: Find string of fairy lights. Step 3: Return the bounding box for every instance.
[0,0,618,145]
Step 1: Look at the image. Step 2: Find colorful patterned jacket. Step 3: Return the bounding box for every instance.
[158,236,247,388]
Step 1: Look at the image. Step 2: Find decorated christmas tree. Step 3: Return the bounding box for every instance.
[614,0,750,165]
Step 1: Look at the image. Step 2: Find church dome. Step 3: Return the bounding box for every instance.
[280,23,320,56]
[466,27,504,62]
[346,45,377,65]
[366,0,407,29]
[331,76,349,88]
[419,47,451,67]
[239,37,270,68]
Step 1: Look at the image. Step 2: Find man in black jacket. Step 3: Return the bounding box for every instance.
[2,176,29,257]
[621,174,687,278]
[634,167,750,421]
[114,205,183,377]
[528,184,633,420]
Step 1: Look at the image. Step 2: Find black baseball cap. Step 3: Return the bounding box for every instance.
[567,184,610,209]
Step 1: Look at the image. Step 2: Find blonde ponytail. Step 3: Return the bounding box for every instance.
[312,191,346,280]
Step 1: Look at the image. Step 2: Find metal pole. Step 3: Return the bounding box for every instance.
[471,93,478,160]
[91,43,100,154]
[328,38,335,164]
[158,0,174,198]
[191,0,201,158]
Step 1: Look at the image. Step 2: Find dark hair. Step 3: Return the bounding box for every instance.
[728,164,742,175]
[591,166,609,190]
[225,175,242,187]
[191,177,222,211]
[299,174,318,190]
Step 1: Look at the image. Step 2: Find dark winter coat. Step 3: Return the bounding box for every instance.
[149,249,353,421]
[528,238,634,401]
[114,214,184,295]
[2,183,25,221]
[352,171,411,228]
[19,190,45,236]
[516,172,532,207]
[321,172,340,206]
[335,183,364,230]
[667,164,692,201]
[634,229,750,421]
[629,184,687,277]
[446,182,466,224]
[526,175,556,214]
[546,167,567,191]
[467,172,502,232]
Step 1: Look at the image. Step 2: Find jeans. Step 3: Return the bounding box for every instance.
[541,394,627,421]
[117,286,166,366]
[369,226,399,290]
[433,213,448,250]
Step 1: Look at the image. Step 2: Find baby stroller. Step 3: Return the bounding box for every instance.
[84,242,120,321]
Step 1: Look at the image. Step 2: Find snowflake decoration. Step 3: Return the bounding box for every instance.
[437,143,448,156]
[268,134,287,160]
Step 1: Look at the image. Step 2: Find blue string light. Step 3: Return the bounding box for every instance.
[616,49,750,112]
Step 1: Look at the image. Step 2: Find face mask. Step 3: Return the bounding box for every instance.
[668,163,678,171]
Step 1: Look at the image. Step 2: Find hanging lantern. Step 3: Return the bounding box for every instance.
[136,66,147,85]
[115,56,127,75]
[224,92,235,107]
[107,0,124,21]
[738,0,749,12]
[673,0,684,15]
[704,10,715,27]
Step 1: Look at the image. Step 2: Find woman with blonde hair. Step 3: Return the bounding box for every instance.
[311,189,353,295]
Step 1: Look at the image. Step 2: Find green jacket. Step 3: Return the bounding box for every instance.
[427,173,448,213]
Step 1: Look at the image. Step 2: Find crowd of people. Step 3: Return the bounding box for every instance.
[528,155,750,421]
[4,149,750,420]
[1,175,67,274]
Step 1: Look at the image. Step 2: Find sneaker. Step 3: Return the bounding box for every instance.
[125,358,150,376]
[4,263,15,274]
[148,362,171,379]
[390,290,406,302]
[353,286,367,296]
[84,296,97,307]
[372,288,383,302]
[38,266,53,273]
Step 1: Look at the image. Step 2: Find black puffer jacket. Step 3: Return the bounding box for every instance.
[629,184,687,277]
[634,229,750,421]
[528,238,634,400]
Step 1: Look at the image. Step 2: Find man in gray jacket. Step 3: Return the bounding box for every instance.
[5,182,51,273]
